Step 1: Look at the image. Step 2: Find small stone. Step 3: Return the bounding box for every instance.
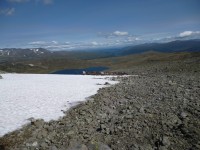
[41,129,48,137]
[80,111,86,115]
[126,115,133,119]
[139,107,145,113]
[128,106,132,109]
[32,141,38,147]
[180,112,187,119]
[104,82,110,85]
[40,142,48,149]
[32,119,45,128]
[117,126,123,130]
[106,128,110,134]
[87,142,112,150]
[67,143,88,150]
[25,143,31,147]
[50,145,58,150]
[67,130,75,135]
[159,146,168,150]
[162,136,170,146]
[48,131,56,138]
[86,118,92,123]
[100,124,106,129]
[169,80,173,85]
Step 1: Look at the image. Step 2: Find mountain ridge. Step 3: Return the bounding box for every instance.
[0,39,199,60]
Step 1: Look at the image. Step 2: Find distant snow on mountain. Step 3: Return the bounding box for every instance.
[0,48,52,57]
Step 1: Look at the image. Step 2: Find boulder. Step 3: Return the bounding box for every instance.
[0,75,2,79]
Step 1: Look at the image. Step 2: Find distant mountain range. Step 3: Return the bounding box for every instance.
[0,39,199,74]
[0,40,200,59]
[116,39,200,56]
[0,48,53,58]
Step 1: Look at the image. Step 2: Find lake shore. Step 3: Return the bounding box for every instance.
[0,56,200,150]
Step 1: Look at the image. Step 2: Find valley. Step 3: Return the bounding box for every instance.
[0,40,200,74]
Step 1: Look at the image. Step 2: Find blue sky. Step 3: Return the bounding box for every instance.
[0,0,200,50]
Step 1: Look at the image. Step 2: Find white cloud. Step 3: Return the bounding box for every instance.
[135,37,140,41]
[98,31,132,39]
[127,37,140,42]
[91,41,98,46]
[28,41,47,45]
[179,31,200,37]
[0,8,15,16]
[113,31,129,36]
[27,36,143,51]
[179,31,193,37]
[51,41,58,44]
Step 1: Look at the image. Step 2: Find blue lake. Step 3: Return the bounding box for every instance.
[51,66,109,75]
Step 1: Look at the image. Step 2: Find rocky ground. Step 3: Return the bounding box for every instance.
[0,56,200,150]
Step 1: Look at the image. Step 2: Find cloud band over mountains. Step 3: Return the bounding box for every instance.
[26,30,200,51]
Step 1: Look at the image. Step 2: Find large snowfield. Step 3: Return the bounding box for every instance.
[0,74,117,137]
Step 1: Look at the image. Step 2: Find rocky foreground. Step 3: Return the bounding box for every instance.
[0,56,200,150]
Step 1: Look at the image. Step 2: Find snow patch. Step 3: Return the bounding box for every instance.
[28,64,34,67]
[0,74,117,136]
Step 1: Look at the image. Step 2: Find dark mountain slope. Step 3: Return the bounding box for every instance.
[117,40,200,56]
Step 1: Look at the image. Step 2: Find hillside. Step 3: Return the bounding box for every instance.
[117,39,200,56]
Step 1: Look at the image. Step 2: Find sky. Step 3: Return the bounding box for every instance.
[0,0,200,50]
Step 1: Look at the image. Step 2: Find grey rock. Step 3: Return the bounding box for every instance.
[161,136,170,146]
[126,115,133,119]
[159,146,168,150]
[180,112,187,119]
[32,119,45,128]
[86,118,92,123]
[50,145,58,150]
[168,80,173,85]
[164,113,182,128]
[87,142,112,150]
[40,142,48,149]
[67,130,75,135]
[67,143,88,150]
[139,107,145,113]
[41,129,48,137]
[104,82,110,85]
[32,141,38,147]
[100,124,106,129]
[25,143,31,147]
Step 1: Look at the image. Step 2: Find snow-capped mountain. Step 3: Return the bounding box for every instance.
[0,48,53,58]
